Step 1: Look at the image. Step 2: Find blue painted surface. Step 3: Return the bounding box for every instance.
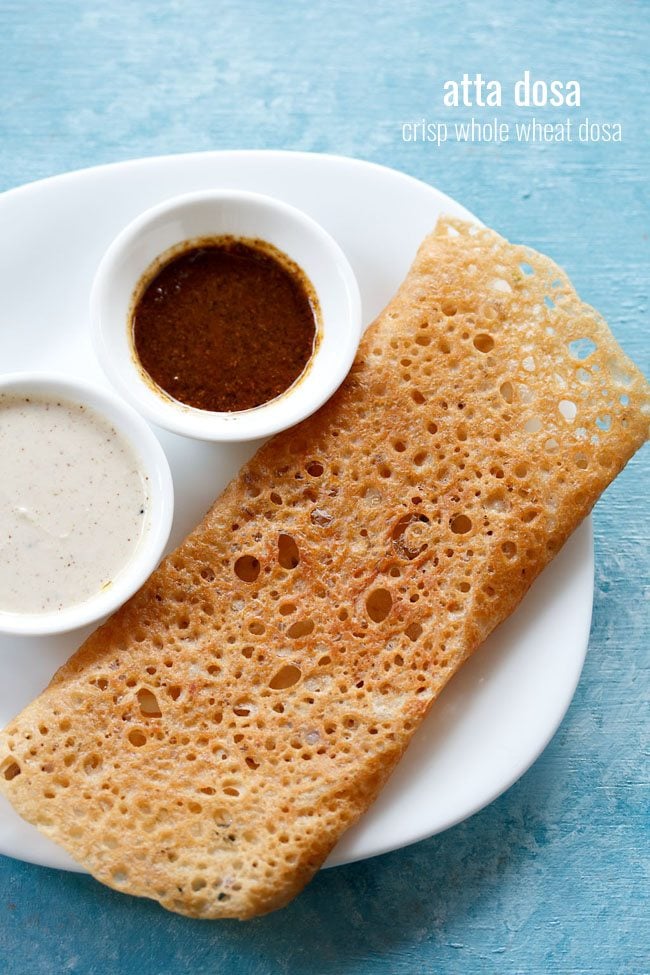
[0,1,648,972]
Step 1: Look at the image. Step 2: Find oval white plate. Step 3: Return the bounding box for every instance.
[0,151,593,873]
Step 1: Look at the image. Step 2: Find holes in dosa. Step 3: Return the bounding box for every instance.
[128,730,147,747]
[269,665,302,690]
[137,689,162,718]
[366,588,393,623]
[392,514,430,560]
[234,555,261,583]
[450,514,472,535]
[521,508,539,524]
[278,534,300,569]
[491,277,512,294]
[473,333,495,353]
[2,760,21,781]
[405,622,423,641]
[83,754,102,774]
[524,416,543,434]
[287,619,314,639]
[484,491,508,514]
[569,337,597,361]
[559,400,577,423]
[306,461,324,477]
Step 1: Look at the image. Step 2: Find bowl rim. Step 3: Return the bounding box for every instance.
[90,188,363,442]
[0,371,174,636]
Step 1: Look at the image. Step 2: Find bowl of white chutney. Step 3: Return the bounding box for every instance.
[0,372,173,636]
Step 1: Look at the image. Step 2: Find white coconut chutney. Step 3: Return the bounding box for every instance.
[0,394,149,614]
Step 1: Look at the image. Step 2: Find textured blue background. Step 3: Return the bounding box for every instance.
[1,1,648,973]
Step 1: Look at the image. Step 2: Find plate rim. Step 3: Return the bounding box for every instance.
[1,147,468,205]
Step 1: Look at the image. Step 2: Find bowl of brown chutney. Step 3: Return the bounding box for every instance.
[91,190,362,441]
[132,236,319,414]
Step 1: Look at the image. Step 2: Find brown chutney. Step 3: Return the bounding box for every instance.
[131,236,319,412]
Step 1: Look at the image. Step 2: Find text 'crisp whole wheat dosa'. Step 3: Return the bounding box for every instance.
[1,218,648,919]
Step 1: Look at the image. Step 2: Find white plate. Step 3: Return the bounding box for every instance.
[0,151,594,872]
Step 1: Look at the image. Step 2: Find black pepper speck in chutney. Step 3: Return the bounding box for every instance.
[132,238,319,412]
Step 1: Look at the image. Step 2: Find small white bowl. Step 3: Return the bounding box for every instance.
[90,190,362,441]
[0,372,174,636]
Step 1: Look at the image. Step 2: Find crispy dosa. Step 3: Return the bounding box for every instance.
[1,218,648,918]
